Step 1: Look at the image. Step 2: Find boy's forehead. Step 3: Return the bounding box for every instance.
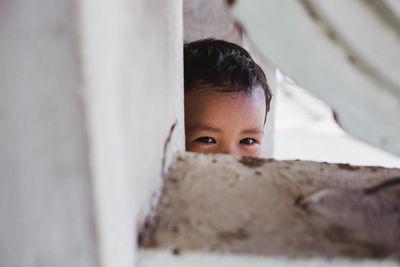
[185,86,266,119]
[185,84,267,127]
[185,87,247,109]
[185,84,265,103]
[186,82,227,94]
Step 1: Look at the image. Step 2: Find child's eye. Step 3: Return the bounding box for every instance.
[194,136,216,144]
[240,138,257,145]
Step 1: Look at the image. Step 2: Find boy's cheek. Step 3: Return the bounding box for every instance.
[186,143,214,154]
[237,144,262,158]
[246,147,263,158]
[186,143,263,158]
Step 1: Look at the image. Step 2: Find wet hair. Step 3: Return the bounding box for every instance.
[184,38,272,113]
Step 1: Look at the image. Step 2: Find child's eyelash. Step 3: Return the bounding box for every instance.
[194,136,216,144]
[240,138,258,145]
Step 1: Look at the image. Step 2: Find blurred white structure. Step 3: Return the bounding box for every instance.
[275,70,400,168]
[234,0,400,157]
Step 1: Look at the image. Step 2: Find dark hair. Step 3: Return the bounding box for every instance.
[184,38,272,113]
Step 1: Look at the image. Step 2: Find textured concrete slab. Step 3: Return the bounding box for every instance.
[140,152,400,262]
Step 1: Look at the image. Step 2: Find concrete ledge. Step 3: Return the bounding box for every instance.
[139,152,400,263]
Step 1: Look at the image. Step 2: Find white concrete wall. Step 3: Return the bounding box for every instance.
[0,0,97,266]
[80,0,184,266]
[0,0,183,266]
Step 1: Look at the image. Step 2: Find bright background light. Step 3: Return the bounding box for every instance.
[274,69,400,168]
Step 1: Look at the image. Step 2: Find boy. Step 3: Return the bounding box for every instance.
[184,39,272,157]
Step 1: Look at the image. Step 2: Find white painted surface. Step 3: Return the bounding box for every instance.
[80,1,184,266]
[0,1,97,266]
[140,250,399,267]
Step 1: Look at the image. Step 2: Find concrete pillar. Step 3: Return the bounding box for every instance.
[0,0,183,266]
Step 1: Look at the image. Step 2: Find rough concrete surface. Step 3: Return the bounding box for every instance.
[140,152,400,263]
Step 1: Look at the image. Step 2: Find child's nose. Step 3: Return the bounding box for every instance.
[218,143,237,155]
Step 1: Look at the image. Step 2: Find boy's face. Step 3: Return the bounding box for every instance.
[185,85,266,157]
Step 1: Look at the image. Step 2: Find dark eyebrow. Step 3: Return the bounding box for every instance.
[188,125,263,135]
[188,125,222,133]
[241,128,264,135]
